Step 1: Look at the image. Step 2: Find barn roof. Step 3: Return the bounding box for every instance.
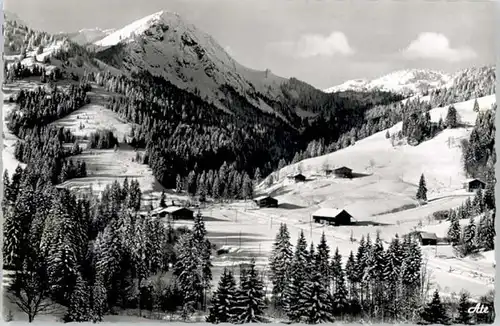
[334,166,352,171]
[151,206,168,214]
[254,195,274,201]
[418,231,438,240]
[466,178,485,184]
[164,206,192,214]
[312,208,349,218]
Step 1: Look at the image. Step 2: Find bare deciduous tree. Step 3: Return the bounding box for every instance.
[7,264,52,323]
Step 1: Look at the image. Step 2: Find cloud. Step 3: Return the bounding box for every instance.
[402,32,476,62]
[270,31,354,58]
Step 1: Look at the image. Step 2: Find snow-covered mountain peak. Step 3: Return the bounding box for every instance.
[94,10,184,47]
[325,68,452,96]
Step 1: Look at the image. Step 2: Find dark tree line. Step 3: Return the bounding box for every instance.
[7,83,91,136]
[445,188,495,255]
[268,227,425,323]
[89,130,119,149]
[171,161,254,201]
[462,110,495,181]
[13,126,86,185]
[4,62,53,82]
[262,224,494,324]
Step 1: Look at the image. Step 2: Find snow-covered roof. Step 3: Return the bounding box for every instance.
[466,178,485,183]
[312,208,346,218]
[334,166,352,171]
[418,231,438,240]
[254,195,274,201]
[163,206,193,213]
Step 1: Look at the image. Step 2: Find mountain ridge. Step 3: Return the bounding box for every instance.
[324,68,453,95]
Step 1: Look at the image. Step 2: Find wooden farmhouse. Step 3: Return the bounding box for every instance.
[333,166,353,178]
[463,178,486,192]
[164,206,195,220]
[254,195,278,208]
[312,208,352,226]
[415,231,438,246]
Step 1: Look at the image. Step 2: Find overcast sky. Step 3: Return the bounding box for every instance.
[6,0,496,89]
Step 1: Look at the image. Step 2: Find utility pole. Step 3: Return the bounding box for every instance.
[239,231,242,249]
[310,214,312,238]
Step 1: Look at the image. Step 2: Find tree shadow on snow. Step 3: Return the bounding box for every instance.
[350,172,373,179]
[351,220,392,226]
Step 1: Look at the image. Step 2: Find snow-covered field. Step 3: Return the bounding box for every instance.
[179,94,496,299]
[51,87,133,141]
[58,144,162,195]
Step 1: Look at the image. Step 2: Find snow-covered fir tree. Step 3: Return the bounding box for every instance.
[416,173,427,201]
[269,223,293,308]
[420,290,450,325]
[331,248,348,317]
[299,268,334,324]
[64,275,91,322]
[207,268,237,323]
[454,291,472,324]
[447,212,461,245]
[230,259,267,323]
[283,231,308,322]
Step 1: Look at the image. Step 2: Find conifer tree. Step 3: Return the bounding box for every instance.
[420,290,450,325]
[3,205,24,269]
[231,260,266,323]
[254,168,262,184]
[283,231,308,322]
[331,248,348,316]
[345,251,360,314]
[241,173,253,200]
[192,210,213,309]
[173,233,204,314]
[316,232,331,286]
[473,98,480,113]
[445,105,458,128]
[207,268,237,323]
[176,174,183,193]
[300,268,334,324]
[383,235,403,319]
[159,190,167,208]
[455,291,472,324]
[416,174,427,201]
[64,275,91,322]
[447,213,461,245]
[477,211,495,251]
[483,180,495,210]
[91,276,107,322]
[269,223,293,308]
[462,215,477,255]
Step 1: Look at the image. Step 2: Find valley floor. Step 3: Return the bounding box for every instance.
[1,78,496,322]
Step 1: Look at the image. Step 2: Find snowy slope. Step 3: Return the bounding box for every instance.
[201,94,496,299]
[260,94,496,217]
[64,28,116,45]
[325,69,452,96]
[93,11,292,116]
